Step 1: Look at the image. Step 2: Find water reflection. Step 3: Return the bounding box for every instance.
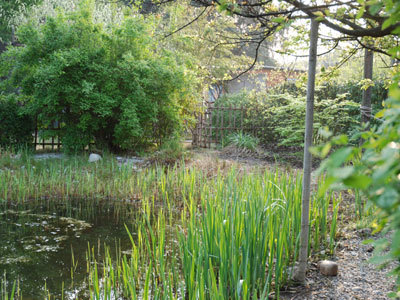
[0,199,138,299]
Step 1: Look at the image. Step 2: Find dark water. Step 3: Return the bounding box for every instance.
[0,199,138,299]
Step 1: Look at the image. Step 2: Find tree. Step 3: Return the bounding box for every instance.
[178,0,399,284]
[0,1,197,152]
[361,48,374,127]
[0,0,42,53]
[294,18,319,283]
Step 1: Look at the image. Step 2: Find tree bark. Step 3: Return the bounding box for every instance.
[294,18,319,283]
[361,48,373,127]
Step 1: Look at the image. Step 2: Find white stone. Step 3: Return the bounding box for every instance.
[88,153,102,163]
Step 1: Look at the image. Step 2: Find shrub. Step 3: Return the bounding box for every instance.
[226,132,259,151]
[1,2,196,153]
[215,91,359,148]
[0,94,35,148]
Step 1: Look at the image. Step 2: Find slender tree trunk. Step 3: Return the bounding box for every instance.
[361,48,373,127]
[294,18,319,283]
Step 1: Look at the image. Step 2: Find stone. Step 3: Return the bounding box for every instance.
[88,153,102,163]
[319,260,338,276]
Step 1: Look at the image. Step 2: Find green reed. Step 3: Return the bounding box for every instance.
[83,167,340,299]
[1,151,343,299]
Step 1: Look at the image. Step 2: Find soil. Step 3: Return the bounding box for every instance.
[279,229,397,300]
[191,147,398,300]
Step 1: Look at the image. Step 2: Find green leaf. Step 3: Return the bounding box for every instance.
[343,174,372,189]
[321,143,331,158]
[376,187,398,210]
[356,6,365,19]
[368,2,383,15]
[375,109,385,118]
[328,147,354,168]
[382,18,393,30]
[272,17,285,23]
[332,166,354,179]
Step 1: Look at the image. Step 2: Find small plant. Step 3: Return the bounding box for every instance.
[226,132,259,151]
[148,135,189,165]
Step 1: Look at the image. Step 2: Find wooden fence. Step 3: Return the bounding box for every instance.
[33,120,62,151]
[192,102,247,148]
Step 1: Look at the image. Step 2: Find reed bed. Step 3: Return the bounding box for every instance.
[0,151,342,299]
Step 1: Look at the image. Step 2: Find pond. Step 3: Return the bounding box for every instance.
[0,199,138,299]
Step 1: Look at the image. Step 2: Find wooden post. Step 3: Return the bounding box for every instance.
[229,105,233,134]
[200,112,203,148]
[221,107,224,144]
[34,120,38,151]
[215,105,219,145]
[240,105,244,132]
[233,107,237,133]
[208,108,211,148]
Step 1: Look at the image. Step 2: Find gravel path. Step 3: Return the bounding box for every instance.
[280,230,397,300]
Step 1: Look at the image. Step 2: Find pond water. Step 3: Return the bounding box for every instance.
[0,199,138,299]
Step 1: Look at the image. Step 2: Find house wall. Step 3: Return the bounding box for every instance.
[224,68,304,94]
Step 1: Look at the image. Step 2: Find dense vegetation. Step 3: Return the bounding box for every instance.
[0,0,399,298]
[213,81,387,148]
[0,3,197,152]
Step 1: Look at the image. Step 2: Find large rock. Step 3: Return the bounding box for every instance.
[88,153,102,163]
[319,260,338,276]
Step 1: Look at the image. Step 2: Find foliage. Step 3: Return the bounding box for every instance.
[0,94,35,148]
[215,90,359,148]
[0,0,41,44]
[0,1,196,152]
[315,86,400,296]
[157,0,253,87]
[148,134,189,165]
[226,131,259,151]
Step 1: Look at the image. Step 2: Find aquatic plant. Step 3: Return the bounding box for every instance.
[0,154,342,299]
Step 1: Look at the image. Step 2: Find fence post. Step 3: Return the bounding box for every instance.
[241,105,244,132]
[208,106,212,148]
[215,104,219,145]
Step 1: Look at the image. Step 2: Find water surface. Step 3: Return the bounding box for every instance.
[0,199,138,299]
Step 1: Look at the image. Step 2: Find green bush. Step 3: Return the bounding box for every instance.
[226,132,259,151]
[214,91,359,148]
[1,2,196,153]
[0,94,35,148]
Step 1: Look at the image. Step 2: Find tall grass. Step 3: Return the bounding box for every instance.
[0,151,342,299]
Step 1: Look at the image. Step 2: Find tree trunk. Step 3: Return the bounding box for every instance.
[361,48,373,126]
[294,18,319,283]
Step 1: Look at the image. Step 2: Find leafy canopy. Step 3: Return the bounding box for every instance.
[1,0,197,152]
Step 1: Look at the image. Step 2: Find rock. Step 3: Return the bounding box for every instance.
[319,260,338,276]
[88,153,102,163]
[33,153,64,160]
[12,154,21,159]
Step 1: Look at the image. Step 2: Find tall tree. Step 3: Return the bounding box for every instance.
[294,18,319,283]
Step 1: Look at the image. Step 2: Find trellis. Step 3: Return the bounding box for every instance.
[192,102,247,148]
[33,121,62,151]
